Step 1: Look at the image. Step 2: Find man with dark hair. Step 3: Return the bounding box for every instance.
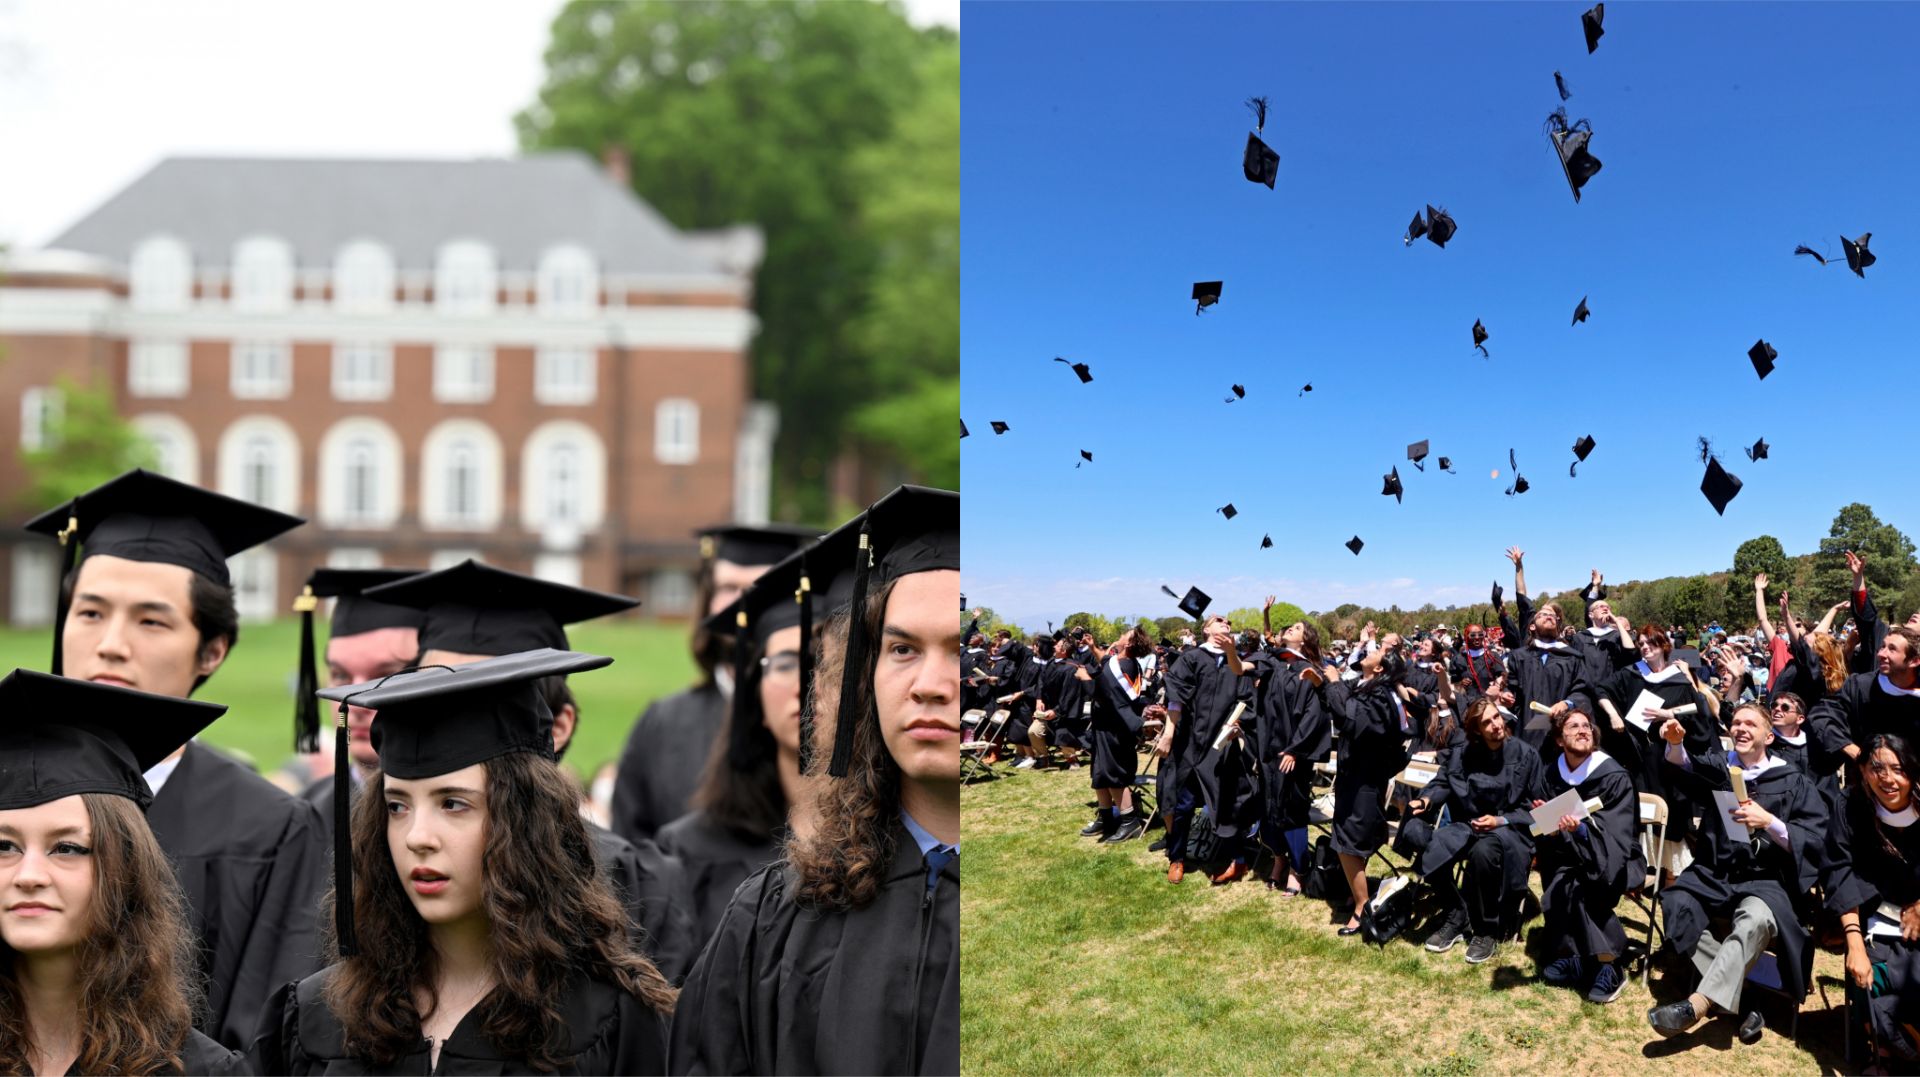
[26,469,329,1049]
[1501,547,1594,761]
[1156,614,1256,885]
[1808,625,1920,769]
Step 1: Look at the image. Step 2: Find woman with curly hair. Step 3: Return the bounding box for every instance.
[0,670,243,1076]
[672,486,959,1076]
[253,650,675,1075]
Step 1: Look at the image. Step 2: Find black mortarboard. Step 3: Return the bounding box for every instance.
[1582,3,1604,53]
[1555,71,1571,101]
[705,557,807,772]
[1244,133,1280,189]
[1404,211,1429,246]
[362,560,638,657]
[1408,440,1429,472]
[1425,205,1457,248]
[1572,296,1590,325]
[1193,281,1223,314]
[1547,109,1603,203]
[318,648,612,954]
[960,419,969,438]
[1218,503,1238,520]
[1701,456,1742,515]
[1346,535,1365,556]
[1438,456,1455,473]
[1382,466,1403,503]
[1161,585,1211,619]
[292,568,427,753]
[1227,384,1246,402]
[1570,434,1596,477]
[1472,319,1490,357]
[1054,356,1094,383]
[1261,534,1273,549]
[1077,450,1093,467]
[1299,383,1313,396]
[1748,340,1777,380]
[24,468,304,675]
[0,669,225,812]
[990,421,1010,435]
[1746,438,1770,462]
[1506,474,1530,496]
[1843,233,1875,278]
[697,523,821,567]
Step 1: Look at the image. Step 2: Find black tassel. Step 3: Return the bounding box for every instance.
[796,565,816,775]
[49,500,78,675]
[726,610,756,770]
[827,524,874,778]
[294,586,320,753]
[333,699,357,957]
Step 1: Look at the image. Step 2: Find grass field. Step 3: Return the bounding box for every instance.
[0,620,699,784]
[962,755,1858,1076]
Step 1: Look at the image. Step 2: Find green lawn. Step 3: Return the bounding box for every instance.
[962,756,1855,1076]
[0,620,698,784]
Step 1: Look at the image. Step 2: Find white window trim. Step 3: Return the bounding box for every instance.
[536,244,599,319]
[519,421,606,532]
[420,420,504,531]
[333,240,397,315]
[19,387,62,452]
[216,416,301,514]
[129,338,190,398]
[433,343,494,403]
[231,236,295,314]
[435,240,498,317]
[130,413,200,485]
[534,345,596,405]
[332,341,393,401]
[129,235,193,312]
[318,417,403,529]
[230,340,292,399]
[655,398,699,465]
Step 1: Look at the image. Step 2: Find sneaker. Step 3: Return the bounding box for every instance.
[1464,936,1499,965]
[1541,955,1586,987]
[1585,962,1626,1004]
[1079,816,1108,837]
[1102,815,1146,843]
[1014,757,1037,770]
[1148,837,1169,853]
[1424,911,1468,954]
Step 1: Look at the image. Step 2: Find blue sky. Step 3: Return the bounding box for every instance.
[961,1,1920,628]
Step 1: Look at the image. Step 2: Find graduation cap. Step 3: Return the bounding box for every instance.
[1748,340,1777,380]
[1077,450,1093,467]
[361,560,638,658]
[705,556,810,775]
[1472,319,1490,357]
[319,648,614,953]
[1193,281,1223,315]
[1582,3,1604,53]
[1244,133,1280,189]
[990,421,1010,435]
[1226,384,1245,402]
[1218,502,1238,520]
[697,523,821,567]
[291,567,427,753]
[960,419,969,438]
[1554,71,1571,100]
[1843,232,1875,278]
[1405,204,1457,248]
[23,468,304,676]
[1054,356,1093,383]
[1408,440,1430,472]
[1161,584,1212,619]
[1492,581,1504,608]
[1404,210,1429,246]
[1746,437,1770,462]
[1437,456,1455,473]
[1506,474,1531,496]
[1346,535,1365,556]
[0,669,225,812]
[1382,466,1403,504]
[1569,434,1596,477]
[1571,296,1590,325]
[1299,383,1313,397]
[1261,534,1274,549]
[1547,108,1603,203]
[1701,456,1743,515]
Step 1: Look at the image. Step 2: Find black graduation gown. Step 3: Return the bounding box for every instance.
[1597,665,1716,847]
[252,965,669,1075]
[1255,652,1331,839]
[84,1030,247,1076]
[590,821,695,984]
[1573,625,1635,687]
[1809,673,1920,771]
[1536,752,1644,959]
[1330,681,1412,858]
[1853,586,1890,678]
[669,821,958,1075]
[1825,792,1920,1055]
[985,654,1026,743]
[1012,653,1049,741]
[654,810,781,955]
[960,647,992,714]
[147,741,329,1049]
[1088,655,1147,788]
[1448,649,1503,701]
[1160,647,1257,842]
[1503,642,1593,759]
[1659,749,1827,1002]
[1415,737,1541,902]
[611,684,726,844]
[1038,659,1090,750]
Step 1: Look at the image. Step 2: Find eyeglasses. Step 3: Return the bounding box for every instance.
[759,651,802,680]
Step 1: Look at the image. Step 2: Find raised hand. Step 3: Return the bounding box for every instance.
[1846,549,1865,577]
[1753,572,1768,592]
[1505,547,1525,567]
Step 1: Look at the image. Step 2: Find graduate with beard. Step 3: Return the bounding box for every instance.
[1253,619,1331,894]
[1827,733,1920,1066]
[1501,549,1594,761]
[1575,570,1639,684]
[1596,625,1718,864]
[1535,708,1644,1005]
[1154,615,1256,885]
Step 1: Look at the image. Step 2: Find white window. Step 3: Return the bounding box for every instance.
[429,548,482,571]
[534,346,596,405]
[229,549,278,623]
[532,553,582,588]
[129,339,189,398]
[519,422,606,533]
[420,420,503,531]
[655,398,699,464]
[130,236,192,312]
[332,342,392,401]
[536,245,598,318]
[327,547,383,570]
[435,240,497,316]
[333,240,396,314]
[232,236,295,313]
[19,387,62,452]
[318,418,402,529]
[131,414,200,484]
[10,543,58,625]
[546,442,581,523]
[216,417,300,513]
[241,434,279,506]
[434,343,493,403]
[650,569,694,615]
[231,341,291,398]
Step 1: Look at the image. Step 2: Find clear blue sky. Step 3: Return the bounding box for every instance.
[961,1,1920,629]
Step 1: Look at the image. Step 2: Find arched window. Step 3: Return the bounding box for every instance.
[242,434,278,506]
[519,421,606,533]
[435,240,497,316]
[232,236,294,313]
[420,420,503,531]
[130,236,192,312]
[547,442,579,522]
[217,417,300,514]
[318,418,403,528]
[655,398,699,464]
[130,414,200,484]
[536,244,598,318]
[447,439,479,521]
[333,240,396,314]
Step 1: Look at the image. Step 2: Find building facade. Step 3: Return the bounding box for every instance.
[0,154,771,624]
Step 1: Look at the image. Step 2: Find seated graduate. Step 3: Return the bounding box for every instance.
[670,486,959,1075]
[1647,702,1829,1045]
[1081,629,1152,843]
[1828,733,1920,1066]
[253,649,675,1075]
[0,671,245,1076]
[1597,624,1717,872]
[1253,618,1331,893]
[1329,641,1415,936]
[1415,696,1543,965]
[1036,635,1093,766]
[1809,626,1920,778]
[1762,691,1814,776]
[1535,707,1644,1005]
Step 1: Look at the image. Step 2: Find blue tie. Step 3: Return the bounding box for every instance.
[925,845,957,895]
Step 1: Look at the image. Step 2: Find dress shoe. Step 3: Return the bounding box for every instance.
[1102,815,1145,843]
[1737,1011,1764,1045]
[1337,921,1363,937]
[1167,862,1185,884]
[1148,838,1169,853]
[1646,1000,1697,1037]
[1210,861,1250,886]
[1079,816,1108,837]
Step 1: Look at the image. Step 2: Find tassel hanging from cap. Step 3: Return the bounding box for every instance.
[827,524,874,778]
[332,699,357,956]
[725,610,757,770]
[795,567,816,775]
[48,501,79,676]
[293,586,321,753]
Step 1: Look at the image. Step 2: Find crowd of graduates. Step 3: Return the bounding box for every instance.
[0,467,959,1076]
[965,546,1920,1067]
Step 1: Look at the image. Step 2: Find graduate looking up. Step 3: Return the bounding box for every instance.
[1500,547,1594,761]
[24,468,329,1050]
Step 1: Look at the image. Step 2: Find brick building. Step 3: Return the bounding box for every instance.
[0,153,772,624]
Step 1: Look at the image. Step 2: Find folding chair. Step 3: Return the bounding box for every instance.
[960,709,1011,783]
[1627,793,1669,982]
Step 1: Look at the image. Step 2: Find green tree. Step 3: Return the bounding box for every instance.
[516,1,949,521]
[1808,503,1918,614]
[16,376,157,512]
[1061,611,1120,643]
[1664,575,1719,631]
[1154,616,1192,642]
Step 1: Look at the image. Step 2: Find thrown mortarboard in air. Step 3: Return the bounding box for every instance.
[1506,474,1531,496]
[1405,204,1457,248]
[1261,534,1274,549]
[1570,434,1596,477]
[1843,233,1875,278]
[0,669,225,812]
[1404,211,1429,246]
[1193,281,1223,314]
[1054,356,1093,383]
[361,560,638,657]
[291,567,427,753]
[1437,456,1455,473]
[1582,3,1604,53]
[1572,296,1590,325]
[1408,440,1430,472]
[1226,384,1246,402]
[1701,456,1743,515]
[23,468,304,675]
[960,419,969,438]
[1299,383,1313,396]
[1161,584,1212,619]
[1746,438,1770,462]
[697,523,821,567]
[1555,71,1571,100]
[1547,108,1603,203]
[1472,319,1490,357]
[991,421,1011,435]
[1345,535,1365,556]
[1244,133,1280,189]
[1382,466,1403,503]
[318,648,613,953]
[1077,450,1093,467]
[1748,340,1777,380]
[1218,502,1238,519]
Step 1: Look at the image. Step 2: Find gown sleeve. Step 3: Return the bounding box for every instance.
[220,798,329,1049]
[669,869,778,1075]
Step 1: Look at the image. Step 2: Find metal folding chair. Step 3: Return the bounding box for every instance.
[960,709,1011,783]
[1627,793,1669,983]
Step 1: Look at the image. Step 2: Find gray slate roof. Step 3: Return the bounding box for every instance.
[46,153,730,277]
